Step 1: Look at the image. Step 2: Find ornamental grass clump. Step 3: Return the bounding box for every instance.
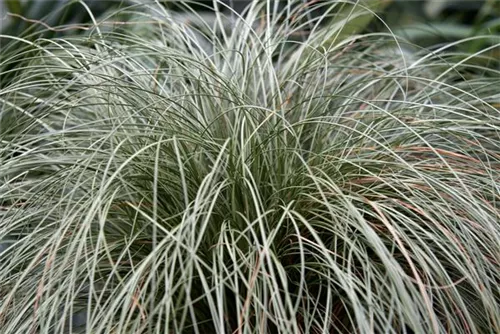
[0,1,499,333]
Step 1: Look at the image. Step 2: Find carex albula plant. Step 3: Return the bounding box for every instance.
[0,1,499,333]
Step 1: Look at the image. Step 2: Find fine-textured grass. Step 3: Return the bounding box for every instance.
[1,1,499,333]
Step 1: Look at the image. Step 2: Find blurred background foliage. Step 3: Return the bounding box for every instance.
[1,0,498,48]
[383,0,499,56]
[1,0,499,88]
[1,1,499,40]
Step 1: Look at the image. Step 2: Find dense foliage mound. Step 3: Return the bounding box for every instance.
[1,1,499,333]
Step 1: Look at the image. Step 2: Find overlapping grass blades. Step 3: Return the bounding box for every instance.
[1,1,499,333]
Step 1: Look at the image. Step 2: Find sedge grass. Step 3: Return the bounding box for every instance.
[0,1,499,333]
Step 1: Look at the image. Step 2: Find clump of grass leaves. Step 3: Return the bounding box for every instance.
[1,1,499,333]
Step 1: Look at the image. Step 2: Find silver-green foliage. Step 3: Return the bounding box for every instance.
[0,1,499,333]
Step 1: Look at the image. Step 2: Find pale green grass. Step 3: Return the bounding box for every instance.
[0,1,499,333]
